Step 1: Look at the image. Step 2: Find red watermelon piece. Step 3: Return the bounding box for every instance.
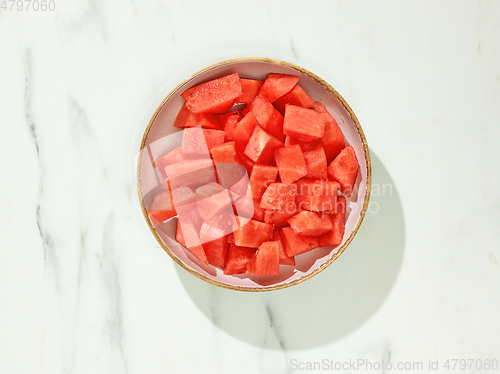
[233,219,274,248]
[218,111,242,141]
[280,227,319,257]
[273,85,315,114]
[181,127,225,157]
[284,135,320,152]
[171,186,196,213]
[273,230,295,265]
[313,101,345,162]
[318,196,346,247]
[295,178,338,212]
[149,189,176,223]
[153,147,190,178]
[244,125,284,164]
[259,73,300,103]
[251,95,285,142]
[165,158,216,188]
[271,200,299,229]
[173,103,221,130]
[274,145,307,184]
[237,79,264,104]
[288,210,333,236]
[209,141,240,164]
[233,111,259,154]
[246,241,280,276]
[249,164,278,200]
[303,145,328,179]
[224,244,256,275]
[283,105,327,142]
[260,182,296,210]
[184,73,243,114]
[176,215,208,264]
[327,146,359,197]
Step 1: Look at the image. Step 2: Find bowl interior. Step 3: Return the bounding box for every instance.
[138,58,370,291]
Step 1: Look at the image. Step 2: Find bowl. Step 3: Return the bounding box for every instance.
[137,57,371,291]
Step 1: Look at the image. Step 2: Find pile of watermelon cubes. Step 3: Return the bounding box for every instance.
[148,72,359,276]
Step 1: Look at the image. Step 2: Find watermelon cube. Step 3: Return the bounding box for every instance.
[251,95,285,142]
[249,164,278,200]
[181,127,225,157]
[171,185,196,212]
[224,244,256,275]
[303,145,328,179]
[259,73,300,103]
[153,147,190,178]
[165,158,216,188]
[173,103,221,130]
[246,241,280,276]
[233,111,259,154]
[196,187,235,221]
[244,125,284,164]
[273,230,295,265]
[260,182,296,210]
[199,216,229,269]
[274,145,307,184]
[288,210,333,236]
[284,135,320,152]
[327,146,359,196]
[237,78,264,104]
[273,84,315,114]
[295,178,338,212]
[271,200,299,229]
[184,73,243,114]
[233,219,274,248]
[176,215,208,264]
[313,101,345,162]
[149,189,176,223]
[233,190,265,222]
[280,227,319,257]
[283,105,327,142]
[318,196,346,247]
[218,111,242,141]
[209,141,239,164]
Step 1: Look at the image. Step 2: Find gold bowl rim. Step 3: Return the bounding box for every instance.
[137,57,372,292]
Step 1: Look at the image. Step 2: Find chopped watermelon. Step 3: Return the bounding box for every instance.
[224,244,256,274]
[288,210,333,236]
[251,95,285,142]
[233,191,265,222]
[196,188,235,221]
[153,147,190,178]
[271,200,299,229]
[303,145,328,179]
[284,135,320,152]
[210,141,239,164]
[272,231,295,265]
[295,178,338,212]
[173,103,222,130]
[171,186,196,212]
[233,111,259,154]
[274,144,307,184]
[283,105,327,142]
[259,73,300,103]
[280,226,319,257]
[249,164,278,200]
[273,85,315,114]
[165,158,216,188]
[318,196,346,247]
[246,241,280,276]
[260,182,296,210]
[237,79,264,104]
[184,73,243,114]
[176,215,208,264]
[199,215,229,268]
[233,219,274,248]
[218,111,242,141]
[313,101,345,162]
[327,146,359,197]
[149,189,176,223]
[181,127,225,157]
[244,125,284,164]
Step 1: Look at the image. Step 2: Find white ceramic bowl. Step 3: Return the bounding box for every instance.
[137,57,371,291]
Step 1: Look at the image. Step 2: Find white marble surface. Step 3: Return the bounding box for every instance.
[1,1,499,373]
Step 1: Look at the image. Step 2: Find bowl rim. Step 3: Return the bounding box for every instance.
[137,57,372,292]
